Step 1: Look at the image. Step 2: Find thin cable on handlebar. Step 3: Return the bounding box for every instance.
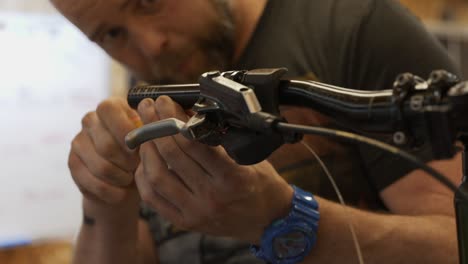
[276,122,467,201]
[300,141,365,264]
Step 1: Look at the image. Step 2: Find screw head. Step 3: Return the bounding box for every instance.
[393,131,407,145]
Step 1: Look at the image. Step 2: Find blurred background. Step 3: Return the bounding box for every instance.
[0,0,127,263]
[0,0,466,263]
[401,0,468,77]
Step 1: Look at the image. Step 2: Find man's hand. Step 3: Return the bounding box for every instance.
[135,96,293,243]
[69,98,157,264]
[69,97,141,206]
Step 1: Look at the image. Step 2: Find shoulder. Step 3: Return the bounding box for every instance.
[314,0,376,29]
[267,0,377,31]
[321,0,417,43]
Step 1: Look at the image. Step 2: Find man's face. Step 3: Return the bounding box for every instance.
[52,0,235,83]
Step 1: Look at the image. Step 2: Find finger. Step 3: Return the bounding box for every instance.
[82,111,139,172]
[73,131,134,187]
[68,151,128,204]
[134,162,183,224]
[96,98,142,152]
[140,96,211,193]
[139,141,195,208]
[137,98,158,124]
[155,96,237,177]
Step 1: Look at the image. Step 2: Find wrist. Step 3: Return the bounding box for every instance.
[251,185,320,264]
[76,192,141,255]
[82,189,140,221]
[247,181,294,244]
[269,183,295,221]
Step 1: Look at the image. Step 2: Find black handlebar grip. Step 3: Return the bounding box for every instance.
[127,84,201,109]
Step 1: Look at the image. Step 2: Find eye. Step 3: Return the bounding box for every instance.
[140,0,158,6]
[137,0,161,12]
[107,27,125,39]
[101,27,128,48]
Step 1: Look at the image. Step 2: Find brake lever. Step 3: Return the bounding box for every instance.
[125,112,224,149]
[125,118,187,149]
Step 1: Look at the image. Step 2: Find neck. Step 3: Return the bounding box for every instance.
[228,0,268,63]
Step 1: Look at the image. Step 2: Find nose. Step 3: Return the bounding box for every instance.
[130,25,168,60]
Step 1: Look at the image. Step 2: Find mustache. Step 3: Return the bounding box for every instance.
[146,51,190,84]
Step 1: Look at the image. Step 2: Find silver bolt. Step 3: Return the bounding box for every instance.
[393,131,407,145]
[410,95,424,111]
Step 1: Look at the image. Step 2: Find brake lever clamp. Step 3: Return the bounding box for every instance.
[125,68,302,165]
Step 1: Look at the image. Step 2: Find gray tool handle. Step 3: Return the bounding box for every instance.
[125,118,186,149]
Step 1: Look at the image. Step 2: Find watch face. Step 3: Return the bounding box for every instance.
[273,231,307,259]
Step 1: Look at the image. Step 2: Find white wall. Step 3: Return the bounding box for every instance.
[0,0,56,13]
[0,0,129,95]
[0,0,126,245]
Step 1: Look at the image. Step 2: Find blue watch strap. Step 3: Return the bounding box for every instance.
[251,185,319,264]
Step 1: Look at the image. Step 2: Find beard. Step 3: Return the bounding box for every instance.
[141,0,236,84]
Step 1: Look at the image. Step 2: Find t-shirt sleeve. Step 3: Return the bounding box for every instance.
[335,0,461,191]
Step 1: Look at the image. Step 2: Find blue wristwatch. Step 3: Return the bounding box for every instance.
[251,185,319,264]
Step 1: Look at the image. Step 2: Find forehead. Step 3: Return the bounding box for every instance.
[52,0,122,33]
[53,0,100,16]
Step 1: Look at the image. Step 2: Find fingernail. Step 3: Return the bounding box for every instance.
[139,98,154,110]
[155,96,170,106]
[155,96,171,115]
[137,99,153,115]
[137,99,156,122]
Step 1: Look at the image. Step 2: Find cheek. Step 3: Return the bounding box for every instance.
[163,0,220,39]
[190,49,207,68]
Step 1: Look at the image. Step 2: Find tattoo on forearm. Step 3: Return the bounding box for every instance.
[83,214,96,226]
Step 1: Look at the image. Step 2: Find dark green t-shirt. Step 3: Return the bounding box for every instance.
[142,0,460,263]
[235,0,460,204]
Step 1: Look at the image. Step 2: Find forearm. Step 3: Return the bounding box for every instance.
[304,197,457,263]
[73,197,143,264]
